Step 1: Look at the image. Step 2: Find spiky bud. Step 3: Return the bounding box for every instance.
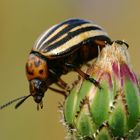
[62,41,140,140]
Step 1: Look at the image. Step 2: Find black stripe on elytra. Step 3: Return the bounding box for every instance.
[43,21,91,47]
[50,35,111,57]
[44,26,102,52]
[36,19,90,49]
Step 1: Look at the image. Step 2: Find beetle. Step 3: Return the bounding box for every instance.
[0,18,111,110]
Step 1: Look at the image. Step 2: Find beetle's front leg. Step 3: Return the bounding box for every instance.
[49,69,68,90]
[65,63,102,89]
[56,76,81,92]
[48,87,67,98]
[48,69,69,97]
[56,78,71,91]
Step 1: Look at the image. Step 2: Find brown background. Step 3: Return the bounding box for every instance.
[0,0,139,139]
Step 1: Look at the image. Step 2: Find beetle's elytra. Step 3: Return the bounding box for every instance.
[0,18,111,110]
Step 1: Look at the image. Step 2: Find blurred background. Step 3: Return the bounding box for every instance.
[0,0,140,139]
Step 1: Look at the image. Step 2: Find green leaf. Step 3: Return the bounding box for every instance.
[90,82,110,127]
[64,86,78,125]
[128,120,140,140]
[76,104,95,138]
[77,80,92,105]
[124,79,140,129]
[96,127,112,140]
[109,99,127,137]
[64,80,93,125]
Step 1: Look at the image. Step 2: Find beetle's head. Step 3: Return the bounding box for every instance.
[0,78,47,110]
[29,79,46,109]
[25,53,49,109]
[0,53,52,110]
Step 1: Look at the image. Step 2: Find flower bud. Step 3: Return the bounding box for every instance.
[62,41,140,139]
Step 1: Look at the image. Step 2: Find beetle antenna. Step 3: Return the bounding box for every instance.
[0,96,28,110]
[15,95,31,109]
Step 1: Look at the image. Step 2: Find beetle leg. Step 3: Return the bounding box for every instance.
[57,76,81,92]
[65,63,101,89]
[49,69,76,91]
[48,87,68,98]
[56,78,71,91]
[48,69,68,97]
[75,68,102,89]
[49,69,72,91]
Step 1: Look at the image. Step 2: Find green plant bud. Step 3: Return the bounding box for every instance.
[62,41,140,140]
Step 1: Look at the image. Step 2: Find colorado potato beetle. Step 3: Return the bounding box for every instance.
[0,18,111,110]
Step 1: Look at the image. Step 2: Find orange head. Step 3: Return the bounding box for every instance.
[26,53,49,106]
[0,53,50,110]
[26,53,48,81]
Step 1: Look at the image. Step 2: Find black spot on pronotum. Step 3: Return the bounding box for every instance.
[39,69,44,74]
[28,71,34,75]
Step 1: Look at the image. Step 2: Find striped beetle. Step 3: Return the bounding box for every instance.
[0,18,111,110]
